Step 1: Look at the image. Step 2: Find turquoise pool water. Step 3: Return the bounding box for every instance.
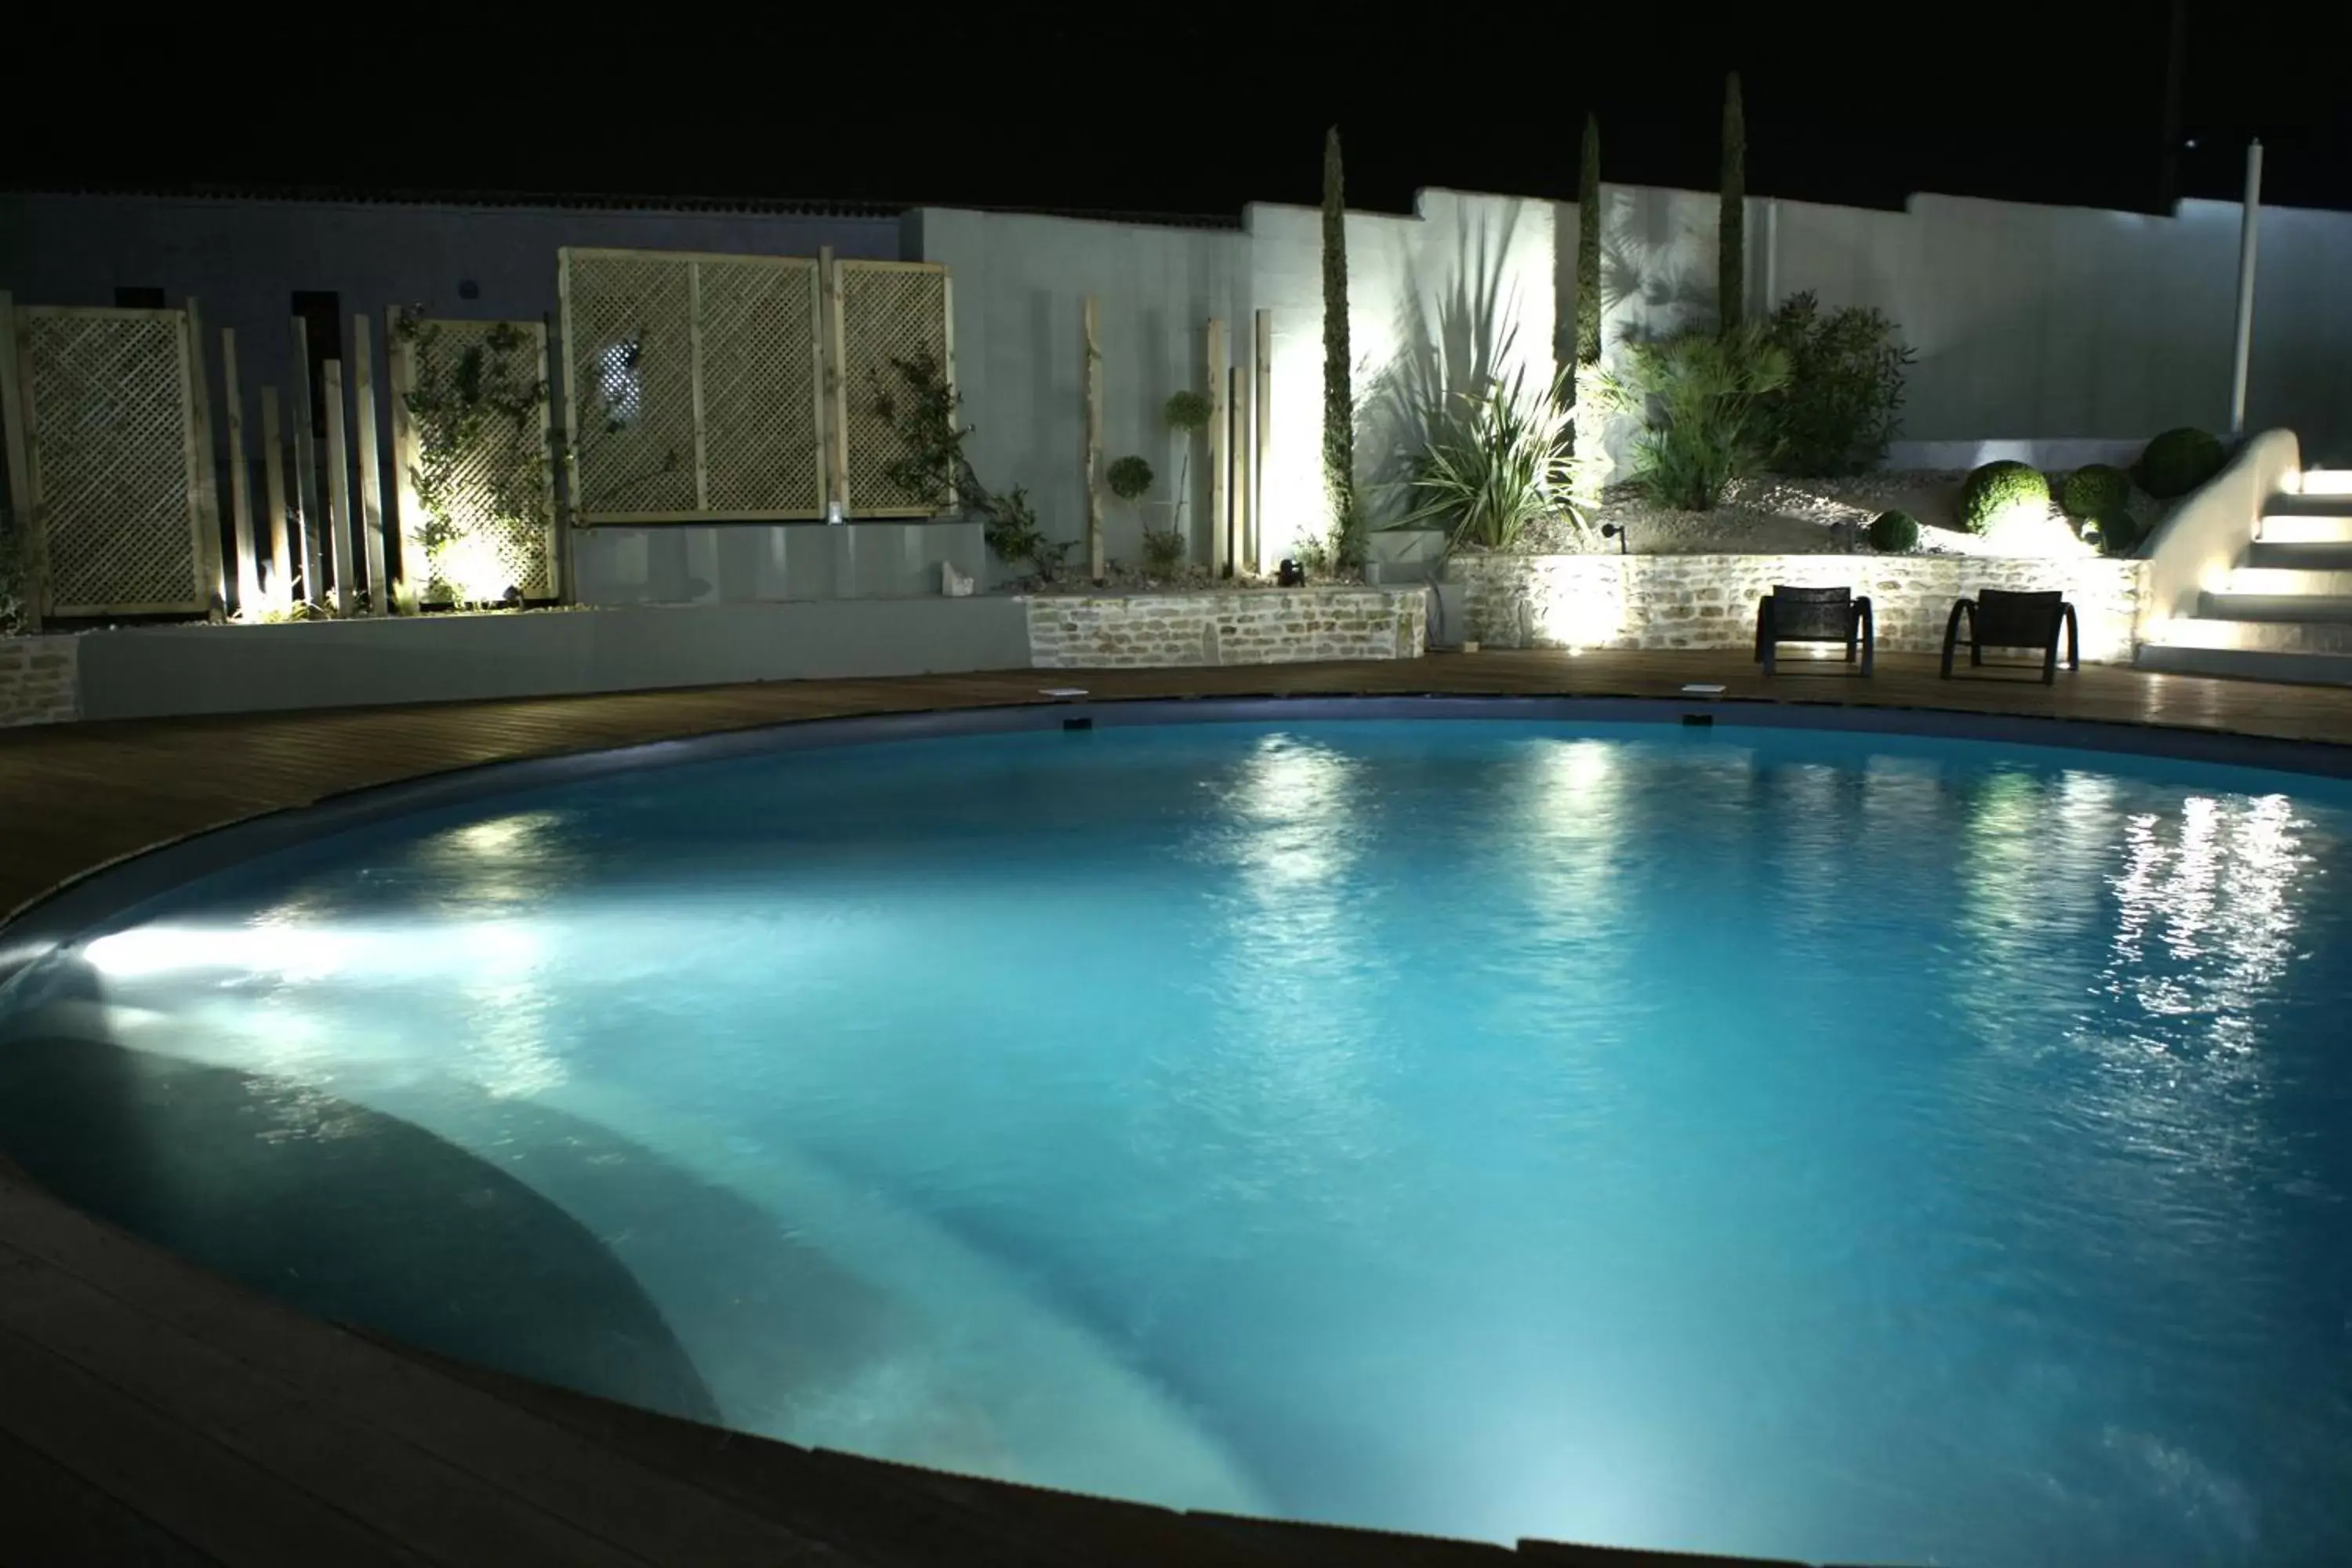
[2,717,2348,1566]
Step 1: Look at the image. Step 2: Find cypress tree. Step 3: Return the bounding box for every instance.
[1577,114,1602,368]
[1321,125,1359,563]
[1720,71,1746,333]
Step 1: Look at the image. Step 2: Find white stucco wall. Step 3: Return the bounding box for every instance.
[909,208,1254,580]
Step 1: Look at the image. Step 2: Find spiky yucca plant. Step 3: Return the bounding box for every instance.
[1398,368,1588,551]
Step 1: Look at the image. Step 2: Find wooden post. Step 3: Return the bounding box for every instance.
[289,318,322,605]
[220,329,259,613]
[321,358,354,616]
[1235,362,1253,579]
[819,246,851,515]
[0,291,43,630]
[1254,310,1272,575]
[1083,296,1104,580]
[686,260,710,512]
[386,310,421,608]
[540,313,566,602]
[260,387,289,607]
[351,314,388,612]
[183,299,226,619]
[1206,318,1229,575]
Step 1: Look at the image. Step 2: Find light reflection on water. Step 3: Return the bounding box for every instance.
[2,720,2349,1568]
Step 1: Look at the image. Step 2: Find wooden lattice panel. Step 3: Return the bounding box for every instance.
[561,251,699,517]
[696,259,823,515]
[19,308,205,615]
[838,261,951,516]
[397,319,555,603]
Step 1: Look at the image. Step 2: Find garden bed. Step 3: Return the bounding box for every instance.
[1497,471,2171,559]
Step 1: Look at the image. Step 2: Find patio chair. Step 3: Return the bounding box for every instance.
[1940,588,2079,684]
[1754,585,1874,675]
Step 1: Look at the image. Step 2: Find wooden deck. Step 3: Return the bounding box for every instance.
[0,648,2347,1566]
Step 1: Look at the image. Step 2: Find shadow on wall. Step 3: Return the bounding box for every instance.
[1354,211,1524,528]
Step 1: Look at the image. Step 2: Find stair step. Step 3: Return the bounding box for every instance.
[2143,615,2352,655]
[2136,643,2352,686]
[2292,469,2352,497]
[2220,567,2352,597]
[2198,593,2352,621]
[2258,512,2352,542]
[2245,541,2352,570]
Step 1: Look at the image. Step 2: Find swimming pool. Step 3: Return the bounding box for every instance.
[2,708,2347,1566]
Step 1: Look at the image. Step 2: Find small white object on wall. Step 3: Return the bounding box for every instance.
[941,561,974,597]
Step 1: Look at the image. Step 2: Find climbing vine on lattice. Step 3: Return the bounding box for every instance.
[391,310,553,604]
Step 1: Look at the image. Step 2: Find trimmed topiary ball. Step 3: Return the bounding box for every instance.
[1957,459,2051,534]
[1868,509,1920,554]
[2136,427,2227,499]
[2060,463,2131,519]
[1106,455,1153,500]
[2087,510,2145,557]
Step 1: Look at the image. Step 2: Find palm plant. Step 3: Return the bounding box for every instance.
[1397,368,1588,551]
[1601,325,1791,511]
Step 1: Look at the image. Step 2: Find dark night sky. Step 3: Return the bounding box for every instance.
[16,3,2352,218]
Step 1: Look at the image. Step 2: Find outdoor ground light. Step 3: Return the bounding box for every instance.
[1278,558,1307,586]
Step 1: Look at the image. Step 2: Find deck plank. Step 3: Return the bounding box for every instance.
[0,1425,223,1568]
[0,1181,851,1567]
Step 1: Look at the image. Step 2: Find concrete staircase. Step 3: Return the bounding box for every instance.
[2138,468,2352,685]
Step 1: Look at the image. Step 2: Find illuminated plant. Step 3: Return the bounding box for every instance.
[871,350,1069,579]
[1720,72,1745,334]
[1107,455,1153,501]
[2136,427,2227,499]
[1867,509,1920,554]
[1600,325,1791,510]
[1322,125,1364,568]
[1399,368,1585,551]
[1957,460,2050,534]
[1759,292,1913,477]
[1570,114,1610,507]
[2059,463,2131,519]
[391,310,548,606]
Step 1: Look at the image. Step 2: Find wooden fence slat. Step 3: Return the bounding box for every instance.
[386,311,419,611]
[321,358,355,616]
[818,247,849,517]
[183,299,226,619]
[1254,309,1272,576]
[259,387,290,607]
[0,290,45,629]
[289,318,323,606]
[1083,296,1103,581]
[1206,318,1228,575]
[221,328,260,612]
[352,316,388,612]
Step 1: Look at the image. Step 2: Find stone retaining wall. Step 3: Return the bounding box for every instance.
[0,634,78,728]
[1450,554,2147,662]
[1025,588,1427,669]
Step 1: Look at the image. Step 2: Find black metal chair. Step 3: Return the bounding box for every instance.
[1755,585,1874,675]
[1940,588,2080,684]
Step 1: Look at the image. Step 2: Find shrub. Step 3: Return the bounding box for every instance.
[1163,390,1212,434]
[1397,367,1582,551]
[1957,460,2049,534]
[1600,325,1791,511]
[1107,455,1153,501]
[2136,426,2227,499]
[2086,510,2145,557]
[1759,292,1913,477]
[2060,463,2130,519]
[1140,526,1189,575]
[1867,510,1920,554]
